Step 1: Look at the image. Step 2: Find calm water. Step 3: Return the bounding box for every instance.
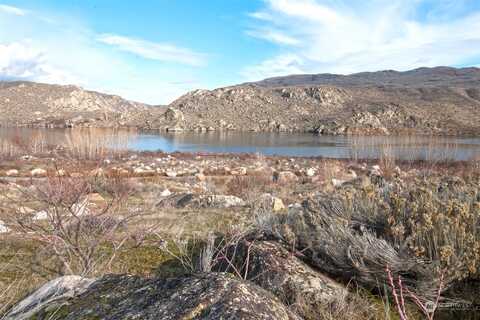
[1,128,480,161]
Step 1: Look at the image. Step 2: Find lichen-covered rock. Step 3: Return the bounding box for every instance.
[218,241,346,319]
[157,193,246,209]
[8,273,300,320]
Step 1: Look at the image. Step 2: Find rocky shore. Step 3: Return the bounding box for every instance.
[0,148,479,319]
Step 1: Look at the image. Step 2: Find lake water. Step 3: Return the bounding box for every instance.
[1,127,480,161]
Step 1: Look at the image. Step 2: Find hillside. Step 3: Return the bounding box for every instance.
[0,81,161,128]
[156,67,480,135]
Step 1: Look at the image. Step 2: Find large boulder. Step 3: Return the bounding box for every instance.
[217,240,347,319]
[7,273,300,320]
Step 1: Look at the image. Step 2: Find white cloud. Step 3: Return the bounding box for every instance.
[97,34,206,67]
[0,9,209,104]
[241,54,305,80]
[244,0,480,80]
[0,42,78,83]
[0,4,27,16]
[246,29,300,45]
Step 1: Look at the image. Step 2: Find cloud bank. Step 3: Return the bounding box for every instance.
[244,0,480,80]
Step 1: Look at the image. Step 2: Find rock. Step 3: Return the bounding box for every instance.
[5,169,19,177]
[160,189,172,197]
[7,273,300,320]
[217,241,347,320]
[306,168,316,177]
[164,107,184,122]
[20,155,35,161]
[260,193,285,212]
[0,220,10,233]
[4,275,95,320]
[165,170,177,178]
[157,193,246,209]
[232,167,247,176]
[33,210,48,221]
[30,168,47,177]
[156,193,195,208]
[201,194,246,208]
[275,171,299,184]
[133,167,154,175]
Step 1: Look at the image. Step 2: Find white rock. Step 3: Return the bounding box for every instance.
[0,220,10,233]
[306,168,316,177]
[160,189,172,197]
[332,178,346,188]
[33,210,48,221]
[30,168,47,177]
[5,169,19,177]
[4,276,95,320]
[165,171,177,178]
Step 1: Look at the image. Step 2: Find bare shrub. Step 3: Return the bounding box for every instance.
[1,172,151,277]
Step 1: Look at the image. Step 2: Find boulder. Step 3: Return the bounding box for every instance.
[7,273,300,320]
[201,194,246,208]
[4,276,95,320]
[217,241,347,320]
[5,169,19,177]
[157,193,246,209]
[30,168,47,177]
[259,193,285,212]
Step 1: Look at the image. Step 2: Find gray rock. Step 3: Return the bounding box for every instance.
[4,276,95,320]
[9,273,300,320]
[217,241,347,320]
[157,193,246,209]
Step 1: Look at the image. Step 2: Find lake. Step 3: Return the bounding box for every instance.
[1,127,480,161]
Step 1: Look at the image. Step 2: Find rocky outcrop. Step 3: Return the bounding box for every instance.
[217,240,348,320]
[154,67,480,135]
[0,81,159,128]
[6,273,300,320]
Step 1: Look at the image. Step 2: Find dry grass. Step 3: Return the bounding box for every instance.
[64,128,136,160]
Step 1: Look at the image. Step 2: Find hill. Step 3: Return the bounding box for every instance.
[0,81,160,128]
[157,66,480,135]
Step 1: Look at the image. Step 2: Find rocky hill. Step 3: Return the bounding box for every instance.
[0,81,161,128]
[156,67,480,135]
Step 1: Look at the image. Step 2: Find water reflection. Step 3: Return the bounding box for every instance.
[0,127,479,161]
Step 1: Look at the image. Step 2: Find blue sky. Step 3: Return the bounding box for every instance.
[1,0,480,104]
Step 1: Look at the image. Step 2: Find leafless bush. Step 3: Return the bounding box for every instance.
[1,172,152,277]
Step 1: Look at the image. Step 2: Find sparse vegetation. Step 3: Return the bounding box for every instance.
[0,139,479,319]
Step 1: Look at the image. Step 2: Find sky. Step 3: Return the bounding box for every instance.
[1,0,480,105]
